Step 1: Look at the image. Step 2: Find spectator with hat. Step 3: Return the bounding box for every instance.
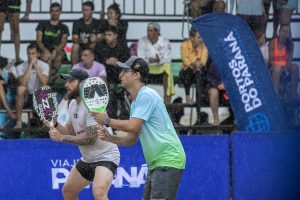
[137,22,174,103]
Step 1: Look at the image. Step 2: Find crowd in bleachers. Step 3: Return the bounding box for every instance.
[0,0,299,138]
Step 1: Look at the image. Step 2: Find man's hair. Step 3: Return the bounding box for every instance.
[82,1,94,11]
[50,2,62,11]
[105,25,118,34]
[81,47,94,55]
[0,56,8,69]
[189,27,198,38]
[27,42,40,53]
[108,3,122,19]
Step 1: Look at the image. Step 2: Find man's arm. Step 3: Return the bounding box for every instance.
[91,112,143,146]
[56,33,68,52]
[49,124,98,146]
[18,64,33,86]
[99,128,139,147]
[35,63,48,86]
[36,31,50,54]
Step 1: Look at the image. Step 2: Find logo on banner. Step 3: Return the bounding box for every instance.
[224,31,262,113]
[51,159,148,189]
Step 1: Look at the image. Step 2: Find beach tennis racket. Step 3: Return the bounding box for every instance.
[80,77,109,112]
[33,86,58,127]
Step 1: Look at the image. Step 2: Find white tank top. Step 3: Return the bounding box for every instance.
[67,99,120,165]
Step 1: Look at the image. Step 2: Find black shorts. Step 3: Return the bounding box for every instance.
[0,0,21,13]
[76,160,118,182]
[143,167,183,200]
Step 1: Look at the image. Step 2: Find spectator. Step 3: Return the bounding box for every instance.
[0,56,17,119]
[236,0,267,36]
[20,0,32,21]
[94,25,130,120]
[269,24,299,101]
[207,63,225,126]
[137,22,174,103]
[36,2,69,84]
[14,43,49,128]
[275,0,298,37]
[179,27,208,124]
[255,26,269,66]
[73,47,107,81]
[100,3,128,46]
[71,1,101,65]
[213,0,226,12]
[188,0,215,18]
[0,0,21,63]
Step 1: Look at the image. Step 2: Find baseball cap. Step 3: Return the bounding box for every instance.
[116,56,149,78]
[147,22,160,31]
[60,68,89,81]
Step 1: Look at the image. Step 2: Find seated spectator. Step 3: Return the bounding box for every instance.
[94,26,130,119]
[179,27,208,123]
[208,63,234,126]
[100,2,128,46]
[269,24,299,101]
[188,0,215,18]
[274,0,298,37]
[255,26,269,66]
[36,2,69,84]
[73,47,107,81]
[207,63,225,126]
[0,0,21,63]
[236,0,267,35]
[213,0,226,12]
[0,56,17,119]
[137,22,174,103]
[15,43,49,128]
[71,1,101,65]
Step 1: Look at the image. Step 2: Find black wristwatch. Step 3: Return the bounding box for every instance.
[104,117,111,127]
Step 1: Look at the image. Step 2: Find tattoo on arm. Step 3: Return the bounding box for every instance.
[62,125,98,146]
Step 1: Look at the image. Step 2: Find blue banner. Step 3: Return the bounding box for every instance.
[192,13,287,132]
[0,137,230,200]
[231,132,300,200]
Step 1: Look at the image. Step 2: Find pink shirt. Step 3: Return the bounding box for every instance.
[73,61,107,78]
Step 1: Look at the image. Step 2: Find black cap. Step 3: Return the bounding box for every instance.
[60,68,89,81]
[116,56,149,78]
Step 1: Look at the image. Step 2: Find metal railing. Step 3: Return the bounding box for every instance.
[22,0,185,19]
[22,0,300,19]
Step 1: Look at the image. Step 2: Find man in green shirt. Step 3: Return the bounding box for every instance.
[92,56,186,200]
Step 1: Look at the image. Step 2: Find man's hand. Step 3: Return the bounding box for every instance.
[97,126,112,142]
[49,129,64,142]
[29,58,37,69]
[106,57,118,66]
[90,111,108,126]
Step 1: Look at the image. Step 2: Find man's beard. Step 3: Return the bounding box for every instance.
[67,88,80,100]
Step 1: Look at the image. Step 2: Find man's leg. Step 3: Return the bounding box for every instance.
[9,12,20,61]
[0,12,7,53]
[92,166,115,200]
[71,44,80,65]
[163,72,170,103]
[208,88,219,125]
[15,85,27,128]
[62,166,90,200]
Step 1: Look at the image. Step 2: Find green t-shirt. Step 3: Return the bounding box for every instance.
[131,86,186,170]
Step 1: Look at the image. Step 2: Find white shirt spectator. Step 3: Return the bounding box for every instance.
[137,36,172,65]
[16,60,49,94]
